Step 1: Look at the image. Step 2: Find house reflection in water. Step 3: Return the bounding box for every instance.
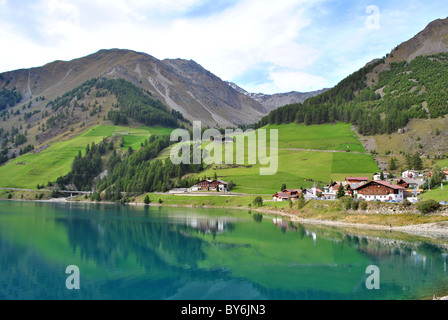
[170,216,236,235]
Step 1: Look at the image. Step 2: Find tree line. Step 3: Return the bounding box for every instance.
[255,53,448,135]
[57,135,206,202]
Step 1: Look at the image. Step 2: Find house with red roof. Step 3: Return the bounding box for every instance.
[354,181,405,202]
[272,192,299,202]
[192,179,228,192]
[345,177,370,189]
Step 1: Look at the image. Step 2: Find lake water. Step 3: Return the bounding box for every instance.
[0,200,447,300]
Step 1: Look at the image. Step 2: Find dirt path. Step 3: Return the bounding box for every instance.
[275,147,369,155]
[351,125,377,153]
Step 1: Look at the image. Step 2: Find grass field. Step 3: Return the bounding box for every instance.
[83,125,173,150]
[196,123,378,194]
[0,125,170,189]
[262,123,366,152]
[420,182,448,202]
[436,158,448,169]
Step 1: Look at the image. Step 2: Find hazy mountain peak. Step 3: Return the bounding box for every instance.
[225,81,328,112]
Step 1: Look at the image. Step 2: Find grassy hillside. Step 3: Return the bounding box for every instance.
[0,125,170,189]
[198,123,378,194]
[369,117,448,157]
[420,182,448,202]
[0,122,379,194]
[262,123,366,152]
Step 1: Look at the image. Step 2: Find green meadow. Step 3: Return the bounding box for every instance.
[0,125,168,189]
[262,123,366,152]
[436,158,448,170]
[198,123,378,194]
[420,182,448,202]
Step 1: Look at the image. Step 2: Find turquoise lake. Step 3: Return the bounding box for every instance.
[0,200,447,300]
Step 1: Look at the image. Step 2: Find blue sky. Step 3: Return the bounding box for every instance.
[0,0,447,94]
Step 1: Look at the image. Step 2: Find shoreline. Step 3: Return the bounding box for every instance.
[7,197,448,240]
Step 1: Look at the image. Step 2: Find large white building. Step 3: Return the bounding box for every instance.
[354,181,405,202]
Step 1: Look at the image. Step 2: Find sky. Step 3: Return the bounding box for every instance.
[0,0,447,94]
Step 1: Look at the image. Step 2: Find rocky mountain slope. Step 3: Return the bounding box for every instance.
[367,17,448,85]
[0,49,268,128]
[390,17,448,63]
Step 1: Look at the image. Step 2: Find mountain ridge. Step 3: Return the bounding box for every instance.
[225,81,329,112]
[255,17,448,158]
[0,49,268,128]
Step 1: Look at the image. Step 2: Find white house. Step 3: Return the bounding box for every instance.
[373,172,390,181]
[354,181,405,202]
[402,170,420,179]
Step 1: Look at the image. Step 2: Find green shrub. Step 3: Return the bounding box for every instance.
[416,200,441,215]
[253,197,263,207]
[341,197,354,210]
[360,201,368,211]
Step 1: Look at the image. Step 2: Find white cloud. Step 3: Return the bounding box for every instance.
[33,0,81,40]
[3,0,442,94]
[147,0,317,80]
[0,0,325,92]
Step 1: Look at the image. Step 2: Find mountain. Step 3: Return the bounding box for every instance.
[367,17,448,85]
[256,16,448,157]
[226,81,328,112]
[389,17,448,63]
[0,49,267,128]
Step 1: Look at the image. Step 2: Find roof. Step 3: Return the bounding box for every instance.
[346,177,370,181]
[197,179,212,184]
[273,192,298,199]
[354,180,406,191]
[401,178,425,185]
[209,180,228,185]
[283,189,302,193]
